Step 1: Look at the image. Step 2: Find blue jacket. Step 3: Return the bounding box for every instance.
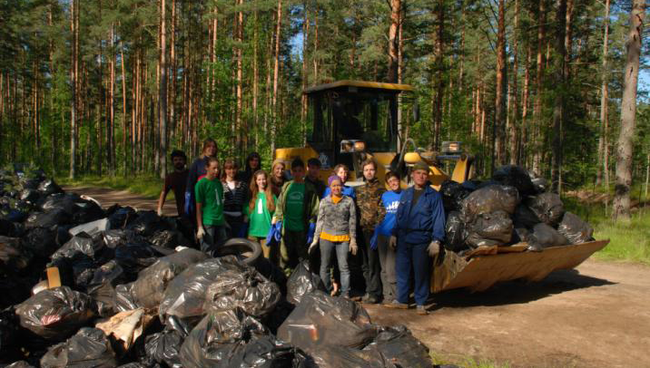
[184,156,209,215]
[392,185,445,244]
[376,190,402,237]
[323,185,356,199]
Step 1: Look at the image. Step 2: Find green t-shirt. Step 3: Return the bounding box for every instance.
[195,177,225,226]
[247,192,276,238]
[284,182,306,231]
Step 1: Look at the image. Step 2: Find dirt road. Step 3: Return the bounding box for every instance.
[67,185,650,368]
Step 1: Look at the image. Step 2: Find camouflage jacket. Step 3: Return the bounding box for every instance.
[355,178,387,230]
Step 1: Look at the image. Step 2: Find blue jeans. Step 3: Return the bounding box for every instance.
[395,239,430,306]
[201,225,227,254]
[319,239,350,295]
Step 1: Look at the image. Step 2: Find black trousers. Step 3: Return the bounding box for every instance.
[360,229,382,299]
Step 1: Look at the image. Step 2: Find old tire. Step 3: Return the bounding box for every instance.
[215,238,262,265]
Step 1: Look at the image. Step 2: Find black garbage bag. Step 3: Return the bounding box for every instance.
[251,256,288,296]
[23,227,58,258]
[86,260,128,317]
[0,218,23,237]
[144,329,184,368]
[527,223,569,251]
[461,185,519,223]
[529,173,549,194]
[3,361,36,368]
[557,212,594,244]
[0,277,32,310]
[440,180,472,212]
[180,309,302,368]
[130,249,208,309]
[114,283,139,312]
[512,227,531,243]
[0,236,33,272]
[363,325,432,368]
[50,233,102,261]
[526,193,565,226]
[444,211,467,252]
[114,242,169,278]
[1,308,20,362]
[277,291,378,353]
[203,259,281,318]
[466,211,513,248]
[39,193,79,215]
[102,229,141,249]
[19,189,40,205]
[70,200,105,227]
[15,286,95,340]
[147,230,192,249]
[159,257,241,322]
[107,205,137,229]
[24,209,70,230]
[126,211,168,237]
[37,179,63,196]
[492,165,536,197]
[309,345,395,368]
[513,204,541,229]
[40,327,117,368]
[286,261,326,305]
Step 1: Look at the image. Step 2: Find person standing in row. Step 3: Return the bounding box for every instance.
[269,159,287,197]
[157,150,188,217]
[222,159,249,238]
[323,164,355,199]
[185,138,218,221]
[305,158,327,198]
[195,157,226,254]
[247,170,277,262]
[386,162,445,315]
[237,152,262,187]
[273,158,319,272]
[310,175,357,298]
[355,159,386,304]
[375,171,402,305]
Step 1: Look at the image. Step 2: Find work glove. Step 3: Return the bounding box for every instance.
[306,223,316,246]
[157,208,163,217]
[184,191,193,215]
[273,221,283,241]
[427,240,441,257]
[349,238,358,256]
[197,226,206,240]
[308,238,319,254]
[389,236,397,250]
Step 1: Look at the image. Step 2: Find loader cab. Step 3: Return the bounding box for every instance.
[305,81,412,179]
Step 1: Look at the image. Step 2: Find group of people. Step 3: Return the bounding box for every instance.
[157,138,446,315]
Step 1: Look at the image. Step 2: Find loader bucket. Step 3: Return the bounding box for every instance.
[431,240,609,293]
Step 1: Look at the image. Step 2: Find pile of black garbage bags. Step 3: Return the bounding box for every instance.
[442,165,595,254]
[1,166,442,367]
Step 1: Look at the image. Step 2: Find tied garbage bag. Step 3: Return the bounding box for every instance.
[460,185,519,223]
[444,211,467,252]
[86,260,128,317]
[492,165,536,197]
[180,309,302,368]
[286,261,326,305]
[106,205,137,229]
[363,325,432,368]
[144,329,184,368]
[126,211,168,237]
[203,259,281,318]
[50,233,102,261]
[466,211,513,248]
[526,193,565,226]
[37,179,63,196]
[277,291,378,353]
[23,227,58,258]
[159,257,236,322]
[15,286,95,340]
[558,212,594,244]
[147,230,192,250]
[440,180,473,212]
[513,204,541,229]
[130,248,207,309]
[527,223,569,251]
[40,328,117,368]
[24,209,70,230]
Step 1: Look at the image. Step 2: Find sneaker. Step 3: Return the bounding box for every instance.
[361,294,380,304]
[384,300,409,309]
[416,305,429,315]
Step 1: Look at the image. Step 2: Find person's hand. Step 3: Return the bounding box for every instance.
[157,208,163,217]
[427,240,441,257]
[389,236,397,250]
[197,226,206,240]
[308,238,319,254]
[271,217,277,225]
[349,238,358,255]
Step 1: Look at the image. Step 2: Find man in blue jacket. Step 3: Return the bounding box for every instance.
[386,161,445,315]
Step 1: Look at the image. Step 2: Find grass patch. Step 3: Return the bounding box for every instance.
[563,195,650,265]
[57,175,166,199]
[430,352,511,368]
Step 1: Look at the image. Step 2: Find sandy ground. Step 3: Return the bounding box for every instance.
[66,185,650,368]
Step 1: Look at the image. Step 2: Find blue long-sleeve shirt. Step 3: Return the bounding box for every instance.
[184,156,209,215]
[392,185,445,244]
[322,185,356,199]
[376,190,402,237]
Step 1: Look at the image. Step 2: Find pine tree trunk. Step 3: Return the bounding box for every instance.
[69,0,78,179]
[510,0,520,165]
[596,0,610,187]
[301,1,309,145]
[551,0,567,194]
[387,0,401,83]
[271,0,282,155]
[120,43,128,177]
[532,0,546,174]
[236,0,244,154]
[494,0,507,171]
[613,0,645,220]
[159,0,168,179]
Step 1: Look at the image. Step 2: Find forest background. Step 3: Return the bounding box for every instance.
[0,0,648,221]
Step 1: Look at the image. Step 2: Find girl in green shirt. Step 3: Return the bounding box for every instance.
[246,170,278,262]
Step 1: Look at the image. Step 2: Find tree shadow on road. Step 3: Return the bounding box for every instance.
[427,269,615,310]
